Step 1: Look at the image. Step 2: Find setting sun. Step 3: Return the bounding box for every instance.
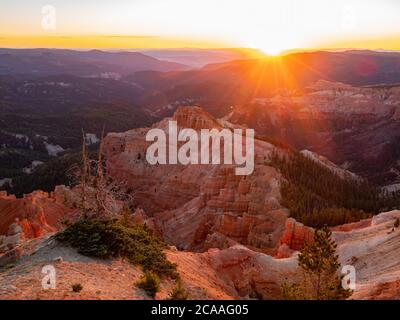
[259,47,284,56]
[247,36,299,56]
[1,0,400,52]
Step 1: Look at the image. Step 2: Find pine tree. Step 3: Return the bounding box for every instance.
[282,227,351,300]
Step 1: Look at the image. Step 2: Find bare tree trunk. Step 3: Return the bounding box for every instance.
[316,272,321,300]
[95,126,106,216]
[81,129,87,210]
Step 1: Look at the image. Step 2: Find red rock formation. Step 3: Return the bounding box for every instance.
[276,218,314,256]
[275,243,293,259]
[102,106,295,253]
[0,222,24,265]
[0,190,73,239]
[172,106,222,130]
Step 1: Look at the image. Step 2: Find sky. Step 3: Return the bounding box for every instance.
[0,0,400,54]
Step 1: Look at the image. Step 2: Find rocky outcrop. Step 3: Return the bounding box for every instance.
[0,189,74,239]
[0,221,24,266]
[0,221,23,252]
[332,210,400,299]
[103,106,294,253]
[258,80,400,118]
[0,187,82,267]
[172,106,222,130]
[207,245,300,299]
[276,218,314,257]
[229,80,400,185]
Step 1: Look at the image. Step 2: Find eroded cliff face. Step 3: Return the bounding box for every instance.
[228,80,400,185]
[0,189,74,239]
[167,244,300,299]
[0,188,77,266]
[257,80,400,118]
[102,106,313,254]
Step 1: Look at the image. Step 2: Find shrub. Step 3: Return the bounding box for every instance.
[56,218,177,278]
[136,272,160,299]
[72,283,83,293]
[169,280,188,300]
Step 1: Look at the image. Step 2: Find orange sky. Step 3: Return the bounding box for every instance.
[0,35,226,50]
[1,0,400,55]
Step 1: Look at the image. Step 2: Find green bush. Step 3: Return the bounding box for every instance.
[136,272,160,299]
[72,283,83,293]
[169,280,188,300]
[56,218,177,278]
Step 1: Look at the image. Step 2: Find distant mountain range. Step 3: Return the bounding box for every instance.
[125,50,400,99]
[0,49,190,76]
[136,48,264,68]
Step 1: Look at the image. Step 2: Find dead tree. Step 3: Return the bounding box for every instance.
[80,129,90,210]
[68,128,133,218]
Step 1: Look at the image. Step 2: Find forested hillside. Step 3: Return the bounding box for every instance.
[269,151,400,228]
